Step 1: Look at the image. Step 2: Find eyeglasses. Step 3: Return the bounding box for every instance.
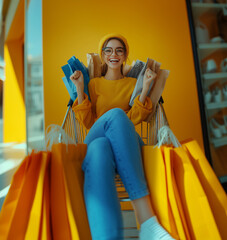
[102,47,125,56]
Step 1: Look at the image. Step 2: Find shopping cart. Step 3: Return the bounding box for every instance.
[61,98,168,239]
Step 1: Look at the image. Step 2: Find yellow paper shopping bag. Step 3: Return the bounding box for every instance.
[172,145,222,240]
[143,100,226,240]
[182,139,227,240]
[38,158,52,240]
[60,143,92,240]
[50,143,74,240]
[51,142,91,240]
[0,151,46,240]
[163,147,191,240]
[25,152,51,240]
[142,146,179,239]
[142,145,190,240]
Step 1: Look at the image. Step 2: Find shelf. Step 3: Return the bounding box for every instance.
[199,43,227,49]
[211,135,227,148]
[203,72,227,80]
[198,43,227,59]
[192,3,227,18]
[192,2,227,8]
[206,100,227,110]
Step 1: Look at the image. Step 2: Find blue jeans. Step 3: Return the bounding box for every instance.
[82,108,149,240]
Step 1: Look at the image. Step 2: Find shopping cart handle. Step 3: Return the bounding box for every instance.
[67,98,74,107]
[67,97,163,107]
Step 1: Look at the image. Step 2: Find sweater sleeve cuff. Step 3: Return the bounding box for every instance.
[72,93,88,107]
[134,95,153,111]
[72,93,91,111]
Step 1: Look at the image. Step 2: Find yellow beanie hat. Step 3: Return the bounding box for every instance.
[98,33,129,62]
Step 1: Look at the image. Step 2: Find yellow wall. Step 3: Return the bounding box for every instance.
[43,0,204,149]
[3,0,25,142]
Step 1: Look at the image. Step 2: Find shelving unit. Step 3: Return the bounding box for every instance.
[187,1,227,187]
[191,1,227,149]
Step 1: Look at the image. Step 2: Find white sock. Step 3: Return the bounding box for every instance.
[139,216,175,240]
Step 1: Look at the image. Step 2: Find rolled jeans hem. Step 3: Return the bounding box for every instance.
[130,188,150,200]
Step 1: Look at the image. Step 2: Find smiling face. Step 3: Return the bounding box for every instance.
[102,39,126,71]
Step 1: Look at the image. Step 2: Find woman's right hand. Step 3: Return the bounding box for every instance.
[70,70,84,91]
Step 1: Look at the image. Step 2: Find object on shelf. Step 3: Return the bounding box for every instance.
[202,59,217,73]
[209,109,227,138]
[211,135,227,148]
[205,90,212,103]
[212,86,222,102]
[209,82,227,103]
[210,118,223,138]
[210,36,225,43]
[220,57,227,72]
[214,109,227,128]
[207,82,227,103]
[224,114,227,126]
[195,20,210,43]
[217,8,227,42]
[223,84,227,100]
[212,117,227,134]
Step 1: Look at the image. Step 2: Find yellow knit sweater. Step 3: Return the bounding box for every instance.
[72,76,152,129]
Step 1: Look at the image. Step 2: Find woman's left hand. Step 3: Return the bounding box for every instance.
[139,67,157,105]
[143,67,157,90]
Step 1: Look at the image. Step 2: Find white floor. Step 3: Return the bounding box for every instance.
[123,210,139,239]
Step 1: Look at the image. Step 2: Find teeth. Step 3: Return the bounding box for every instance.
[110,59,119,62]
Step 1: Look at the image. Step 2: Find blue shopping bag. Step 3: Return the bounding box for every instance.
[61,56,90,101]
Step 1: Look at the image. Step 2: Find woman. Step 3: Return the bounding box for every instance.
[70,33,174,240]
